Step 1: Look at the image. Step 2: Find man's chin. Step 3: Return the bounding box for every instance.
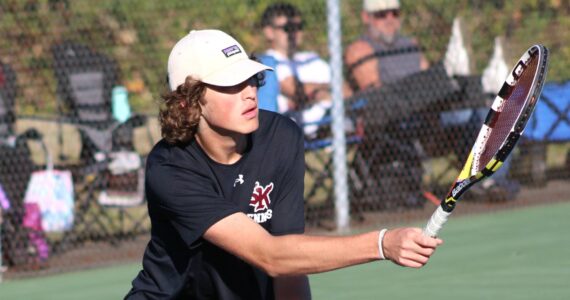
[380,34,397,45]
[369,27,399,45]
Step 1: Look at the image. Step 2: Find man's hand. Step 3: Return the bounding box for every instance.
[382,228,443,268]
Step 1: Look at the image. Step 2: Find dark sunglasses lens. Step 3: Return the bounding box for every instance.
[284,22,303,32]
[373,11,387,18]
[373,9,399,19]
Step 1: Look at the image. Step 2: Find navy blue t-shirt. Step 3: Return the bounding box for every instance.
[126,110,306,299]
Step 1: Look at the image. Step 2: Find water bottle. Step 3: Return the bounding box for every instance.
[112,85,131,123]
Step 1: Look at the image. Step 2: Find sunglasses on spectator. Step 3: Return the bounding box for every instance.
[371,9,400,19]
[272,21,304,33]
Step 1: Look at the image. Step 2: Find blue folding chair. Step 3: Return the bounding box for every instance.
[517,81,570,185]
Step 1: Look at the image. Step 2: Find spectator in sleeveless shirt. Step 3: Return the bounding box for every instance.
[344,0,520,202]
[343,0,432,209]
[344,0,428,92]
[258,2,351,137]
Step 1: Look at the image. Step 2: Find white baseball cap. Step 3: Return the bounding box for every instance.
[167,29,271,91]
[363,0,400,12]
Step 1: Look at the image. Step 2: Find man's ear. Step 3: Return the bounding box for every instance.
[263,26,275,41]
[361,11,370,25]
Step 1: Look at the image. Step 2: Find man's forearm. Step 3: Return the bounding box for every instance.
[281,78,330,103]
[205,213,441,278]
[263,231,381,276]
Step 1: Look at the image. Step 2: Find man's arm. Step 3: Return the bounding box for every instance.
[280,77,352,105]
[204,212,442,277]
[280,77,330,102]
[344,40,381,91]
[420,53,430,71]
[410,37,430,71]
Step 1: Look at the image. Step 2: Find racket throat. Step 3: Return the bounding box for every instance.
[444,176,481,211]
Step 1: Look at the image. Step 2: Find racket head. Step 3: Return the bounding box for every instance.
[443,44,549,211]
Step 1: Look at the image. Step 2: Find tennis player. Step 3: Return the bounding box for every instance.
[125,29,443,300]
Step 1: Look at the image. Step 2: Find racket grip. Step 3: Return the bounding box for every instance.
[423,206,452,237]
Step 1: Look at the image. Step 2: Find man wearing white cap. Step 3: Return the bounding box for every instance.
[343,0,432,210]
[125,29,442,299]
[345,0,429,91]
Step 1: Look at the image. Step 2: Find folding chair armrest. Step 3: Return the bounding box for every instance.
[19,128,43,141]
[123,114,147,128]
[301,98,368,128]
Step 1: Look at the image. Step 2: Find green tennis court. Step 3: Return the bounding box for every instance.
[2,202,569,300]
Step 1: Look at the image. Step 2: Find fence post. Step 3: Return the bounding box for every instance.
[326,0,349,232]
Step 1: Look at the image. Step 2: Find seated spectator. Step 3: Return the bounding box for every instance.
[342,0,433,208]
[344,0,519,202]
[344,0,429,91]
[258,2,349,137]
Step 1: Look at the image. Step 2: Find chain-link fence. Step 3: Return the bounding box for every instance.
[1,0,569,280]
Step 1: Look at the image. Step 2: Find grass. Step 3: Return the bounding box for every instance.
[310,201,570,300]
[0,263,142,300]
[2,201,569,300]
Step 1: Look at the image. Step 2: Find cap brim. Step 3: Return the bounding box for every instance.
[202,58,272,87]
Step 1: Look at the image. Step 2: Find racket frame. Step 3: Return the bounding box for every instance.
[424,44,549,237]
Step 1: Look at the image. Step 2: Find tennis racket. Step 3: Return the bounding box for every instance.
[423,44,549,237]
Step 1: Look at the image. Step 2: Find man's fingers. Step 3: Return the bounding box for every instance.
[416,234,443,248]
[396,255,430,268]
[391,245,436,267]
[384,227,443,266]
[414,245,436,258]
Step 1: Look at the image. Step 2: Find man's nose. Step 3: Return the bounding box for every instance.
[241,79,257,99]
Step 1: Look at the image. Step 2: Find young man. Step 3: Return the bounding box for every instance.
[125,29,443,300]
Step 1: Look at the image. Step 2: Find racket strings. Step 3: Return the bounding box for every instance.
[476,55,539,171]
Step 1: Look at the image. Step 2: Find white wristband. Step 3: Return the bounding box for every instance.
[378,228,388,260]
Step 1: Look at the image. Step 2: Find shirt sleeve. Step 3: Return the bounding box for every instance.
[275,63,293,82]
[298,57,331,84]
[274,52,331,84]
[268,124,306,235]
[146,160,240,247]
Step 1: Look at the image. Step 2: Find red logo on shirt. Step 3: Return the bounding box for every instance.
[249,181,274,212]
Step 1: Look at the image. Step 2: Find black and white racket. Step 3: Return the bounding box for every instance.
[424,44,550,237]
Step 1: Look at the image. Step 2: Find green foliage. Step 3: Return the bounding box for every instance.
[406,0,570,76]
[1,0,569,115]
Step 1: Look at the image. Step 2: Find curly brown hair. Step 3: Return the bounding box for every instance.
[159,77,206,145]
[160,55,266,145]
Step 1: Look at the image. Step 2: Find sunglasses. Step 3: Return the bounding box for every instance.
[371,9,400,19]
[271,21,304,33]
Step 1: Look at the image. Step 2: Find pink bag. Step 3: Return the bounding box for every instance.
[23,202,43,232]
[0,183,9,211]
[24,153,74,232]
[22,202,49,262]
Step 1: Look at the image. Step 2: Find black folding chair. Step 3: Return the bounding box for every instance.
[50,41,149,252]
